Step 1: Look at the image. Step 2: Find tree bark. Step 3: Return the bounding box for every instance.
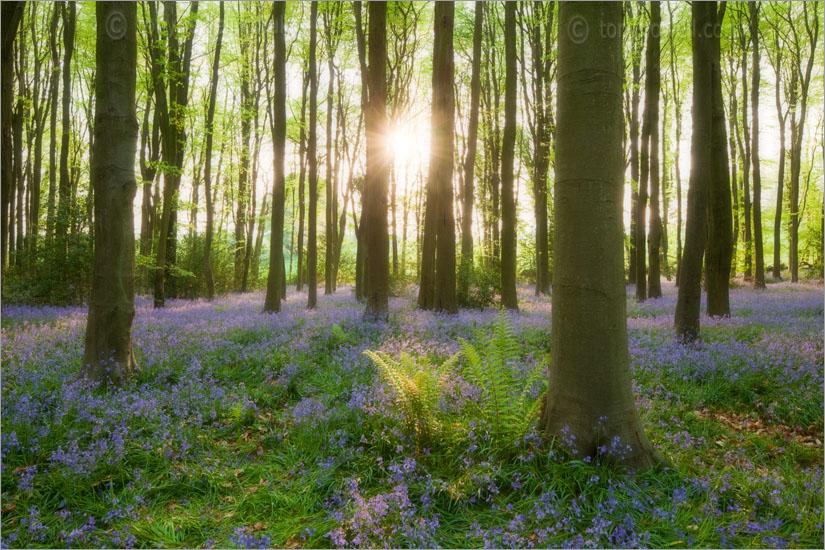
[55,2,75,268]
[542,1,661,471]
[750,2,765,289]
[307,1,319,308]
[705,3,733,317]
[418,1,456,313]
[203,1,223,300]
[363,1,389,318]
[0,2,23,274]
[458,1,483,303]
[499,1,518,311]
[675,1,714,343]
[264,2,287,313]
[81,1,138,385]
[646,2,662,299]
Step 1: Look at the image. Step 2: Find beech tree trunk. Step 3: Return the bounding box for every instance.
[675,1,714,342]
[81,1,138,385]
[202,1,223,300]
[750,2,765,289]
[264,2,286,313]
[458,2,483,303]
[307,1,319,308]
[418,1,456,313]
[542,1,661,471]
[55,2,75,268]
[1,2,23,274]
[646,2,662,299]
[363,1,389,318]
[499,1,518,311]
[705,3,733,317]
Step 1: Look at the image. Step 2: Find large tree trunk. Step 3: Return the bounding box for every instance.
[307,1,319,308]
[55,2,75,268]
[363,1,389,318]
[418,1,456,313]
[264,2,287,313]
[646,2,662,299]
[499,1,518,311]
[675,1,714,343]
[542,1,660,471]
[0,2,23,274]
[458,2,483,303]
[705,3,733,317]
[635,4,651,302]
[750,2,765,289]
[81,2,138,385]
[202,1,223,300]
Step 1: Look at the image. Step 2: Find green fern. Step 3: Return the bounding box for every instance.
[363,350,458,445]
[459,312,545,442]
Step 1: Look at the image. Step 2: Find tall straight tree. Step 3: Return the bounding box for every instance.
[458,1,483,304]
[705,3,733,317]
[646,1,662,299]
[675,1,715,342]
[81,1,138,384]
[1,1,23,273]
[786,3,819,282]
[151,1,198,307]
[264,2,286,313]
[627,3,642,285]
[55,2,75,266]
[202,1,224,300]
[749,2,765,289]
[363,1,389,318]
[307,1,319,308]
[499,1,518,310]
[542,1,660,470]
[418,1,456,313]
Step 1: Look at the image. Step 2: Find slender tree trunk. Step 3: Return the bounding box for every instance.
[203,2,223,300]
[705,3,733,317]
[265,1,287,313]
[646,2,662,299]
[772,51,786,280]
[363,1,389,318]
[542,1,660,471]
[459,1,483,303]
[307,1,319,308]
[499,1,518,310]
[54,2,75,270]
[235,16,252,292]
[296,71,309,291]
[81,2,138,385]
[44,5,59,246]
[739,34,753,281]
[750,2,765,289]
[628,4,642,286]
[675,1,714,343]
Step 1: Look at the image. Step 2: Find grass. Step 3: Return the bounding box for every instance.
[1,282,823,548]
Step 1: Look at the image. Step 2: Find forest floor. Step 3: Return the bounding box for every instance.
[1,281,823,549]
